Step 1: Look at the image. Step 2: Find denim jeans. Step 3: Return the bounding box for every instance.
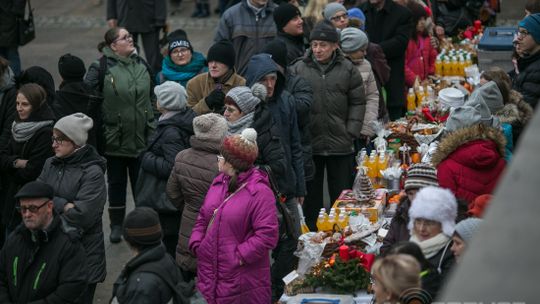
[0,46,21,76]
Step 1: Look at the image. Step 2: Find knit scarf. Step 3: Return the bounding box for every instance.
[159,111,181,121]
[410,233,451,259]
[161,52,207,87]
[11,120,54,143]
[227,113,255,136]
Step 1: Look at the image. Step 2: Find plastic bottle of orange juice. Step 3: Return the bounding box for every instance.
[416,86,424,107]
[435,56,443,76]
[316,212,326,231]
[443,56,451,76]
[407,88,416,112]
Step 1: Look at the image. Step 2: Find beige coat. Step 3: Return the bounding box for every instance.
[186,72,245,114]
[352,58,380,137]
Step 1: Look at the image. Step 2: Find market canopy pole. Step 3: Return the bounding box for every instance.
[438,106,540,303]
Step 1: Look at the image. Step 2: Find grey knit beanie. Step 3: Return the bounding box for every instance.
[54,113,93,146]
[323,2,347,21]
[467,81,504,114]
[454,218,483,243]
[225,83,267,114]
[154,81,187,111]
[340,27,369,53]
[193,113,228,141]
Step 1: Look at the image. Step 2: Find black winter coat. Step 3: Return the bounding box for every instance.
[111,244,188,304]
[0,215,88,303]
[380,196,411,255]
[427,241,455,279]
[0,0,26,47]
[53,81,103,149]
[512,51,540,109]
[361,0,412,110]
[107,0,167,33]
[37,144,107,284]
[276,32,306,64]
[0,105,55,229]
[0,68,16,152]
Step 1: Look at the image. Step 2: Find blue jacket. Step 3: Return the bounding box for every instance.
[244,54,305,197]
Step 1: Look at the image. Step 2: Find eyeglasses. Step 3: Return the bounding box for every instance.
[16,200,49,214]
[414,218,439,228]
[51,136,67,145]
[114,34,133,43]
[517,30,530,38]
[217,155,225,162]
[331,13,348,22]
[171,48,190,56]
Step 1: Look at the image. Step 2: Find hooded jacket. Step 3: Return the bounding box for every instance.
[0,67,16,151]
[215,0,277,75]
[512,50,540,109]
[167,136,221,273]
[498,90,534,145]
[245,54,305,197]
[189,168,279,304]
[85,47,156,158]
[0,105,55,229]
[37,144,108,283]
[432,124,506,204]
[18,67,56,106]
[290,49,366,155]
[0,215,88,303]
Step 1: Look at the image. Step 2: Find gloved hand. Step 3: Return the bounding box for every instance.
[205,89,226,111]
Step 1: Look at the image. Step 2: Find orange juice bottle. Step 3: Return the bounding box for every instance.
[435,56,443,76]
[407,88,416,112]
[443,56,451,76]
[316,212,326,231]
[416,86,424,107]
[337,213,348,229]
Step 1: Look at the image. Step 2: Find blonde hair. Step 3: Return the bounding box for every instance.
[372,254,421,301]
[304,0,329,22]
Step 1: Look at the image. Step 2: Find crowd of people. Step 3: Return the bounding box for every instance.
[0,0,538,303]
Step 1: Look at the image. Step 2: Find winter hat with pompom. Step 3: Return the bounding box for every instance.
[408,186,458,237]
[224,83,267,114]
[193,113,228,141]
[220,128,258,171]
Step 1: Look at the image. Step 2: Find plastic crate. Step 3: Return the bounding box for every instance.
[477,27,517,72]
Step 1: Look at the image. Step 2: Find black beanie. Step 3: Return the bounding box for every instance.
[58,53,86,81]
[309,20,339,43]
[262,39,288,68]
[273,3,301,32]
[207,40,236,70]
[167,29,193,55]
[123,207,163,247]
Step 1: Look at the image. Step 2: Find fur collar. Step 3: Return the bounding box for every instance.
[431,124,506,166]
[495,103,520,124]
[508,90,533,124]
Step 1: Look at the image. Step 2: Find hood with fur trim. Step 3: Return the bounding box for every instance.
[432,124,506,167]
[508,90,533,125]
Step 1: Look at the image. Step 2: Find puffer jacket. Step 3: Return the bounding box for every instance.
[0,215,88,304]
[0,0,26,47]
[0,105,55,230]
[404,35,437,88]
[37,144,108,284]
[276,32,306,64]
[290,49,366,155]
[85,47,156,158]
[111,244,187,304]
[214,0,277,75]
[167,137,221,273]
[245,54,305,197]
[0,67,16,151]
[432,124,506,204]
[349,57,380,137]
[106,0,166,33]
[512,51,540,109]
[186,72,246,115]
[189,168,279,304]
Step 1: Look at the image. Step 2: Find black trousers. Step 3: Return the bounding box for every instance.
[132,30,163,74]
[106,156,140,226]
[271,235,298,302]
[303,154,355,231]
[78,283,97,304]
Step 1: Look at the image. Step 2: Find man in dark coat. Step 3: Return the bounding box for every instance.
[361,0,412,120]
[0,181,87,303]
[0,0,26,75]
[107,0,167,73]
[111,207,189,304]
[512,13,540,109]
[273,3,307,64]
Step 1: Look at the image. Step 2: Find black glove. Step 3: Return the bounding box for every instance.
[205,89,225,111]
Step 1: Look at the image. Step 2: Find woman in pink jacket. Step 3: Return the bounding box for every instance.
[404,2,438,88]
[189,128,279,304]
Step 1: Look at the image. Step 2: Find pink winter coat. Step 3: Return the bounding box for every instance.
[404,35,437,87]
[189,167,279,304]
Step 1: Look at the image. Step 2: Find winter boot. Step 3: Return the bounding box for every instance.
[108,206,126,243]
[110,225,123,243]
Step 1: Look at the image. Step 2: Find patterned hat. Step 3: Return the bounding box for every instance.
[220,128,258,172]
[404,163,438,191]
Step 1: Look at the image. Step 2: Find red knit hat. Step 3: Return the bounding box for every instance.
[221,128,258,172]
[468,194,492,218]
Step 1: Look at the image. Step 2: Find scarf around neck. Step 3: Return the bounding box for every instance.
[12,120,54,143]
[161,52,207,87]
[410,233,451,259]
[227,112,255,136]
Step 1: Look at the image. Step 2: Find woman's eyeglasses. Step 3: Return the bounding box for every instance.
[171,48,190,56]
[51,136,67,145]
[114,34,133,43]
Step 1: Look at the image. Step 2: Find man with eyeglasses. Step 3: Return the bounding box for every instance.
[512,13,540,109]
[323,3,349,30]
[0,181,87,303]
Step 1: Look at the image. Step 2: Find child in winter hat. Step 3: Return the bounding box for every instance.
[224,83,267,114]
[220,128,258,172]
[154,81,188,111]
[54,113,94,147]
[451,218,483,262]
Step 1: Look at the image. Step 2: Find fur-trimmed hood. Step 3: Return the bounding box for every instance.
[495,103,521,125]
[432,124,506,167]
[507,90,533,125]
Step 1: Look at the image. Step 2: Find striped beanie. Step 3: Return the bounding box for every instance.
[221,128,258,172]
[404,163,438,191]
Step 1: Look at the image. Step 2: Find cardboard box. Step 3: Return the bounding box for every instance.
[332,189,387,223]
